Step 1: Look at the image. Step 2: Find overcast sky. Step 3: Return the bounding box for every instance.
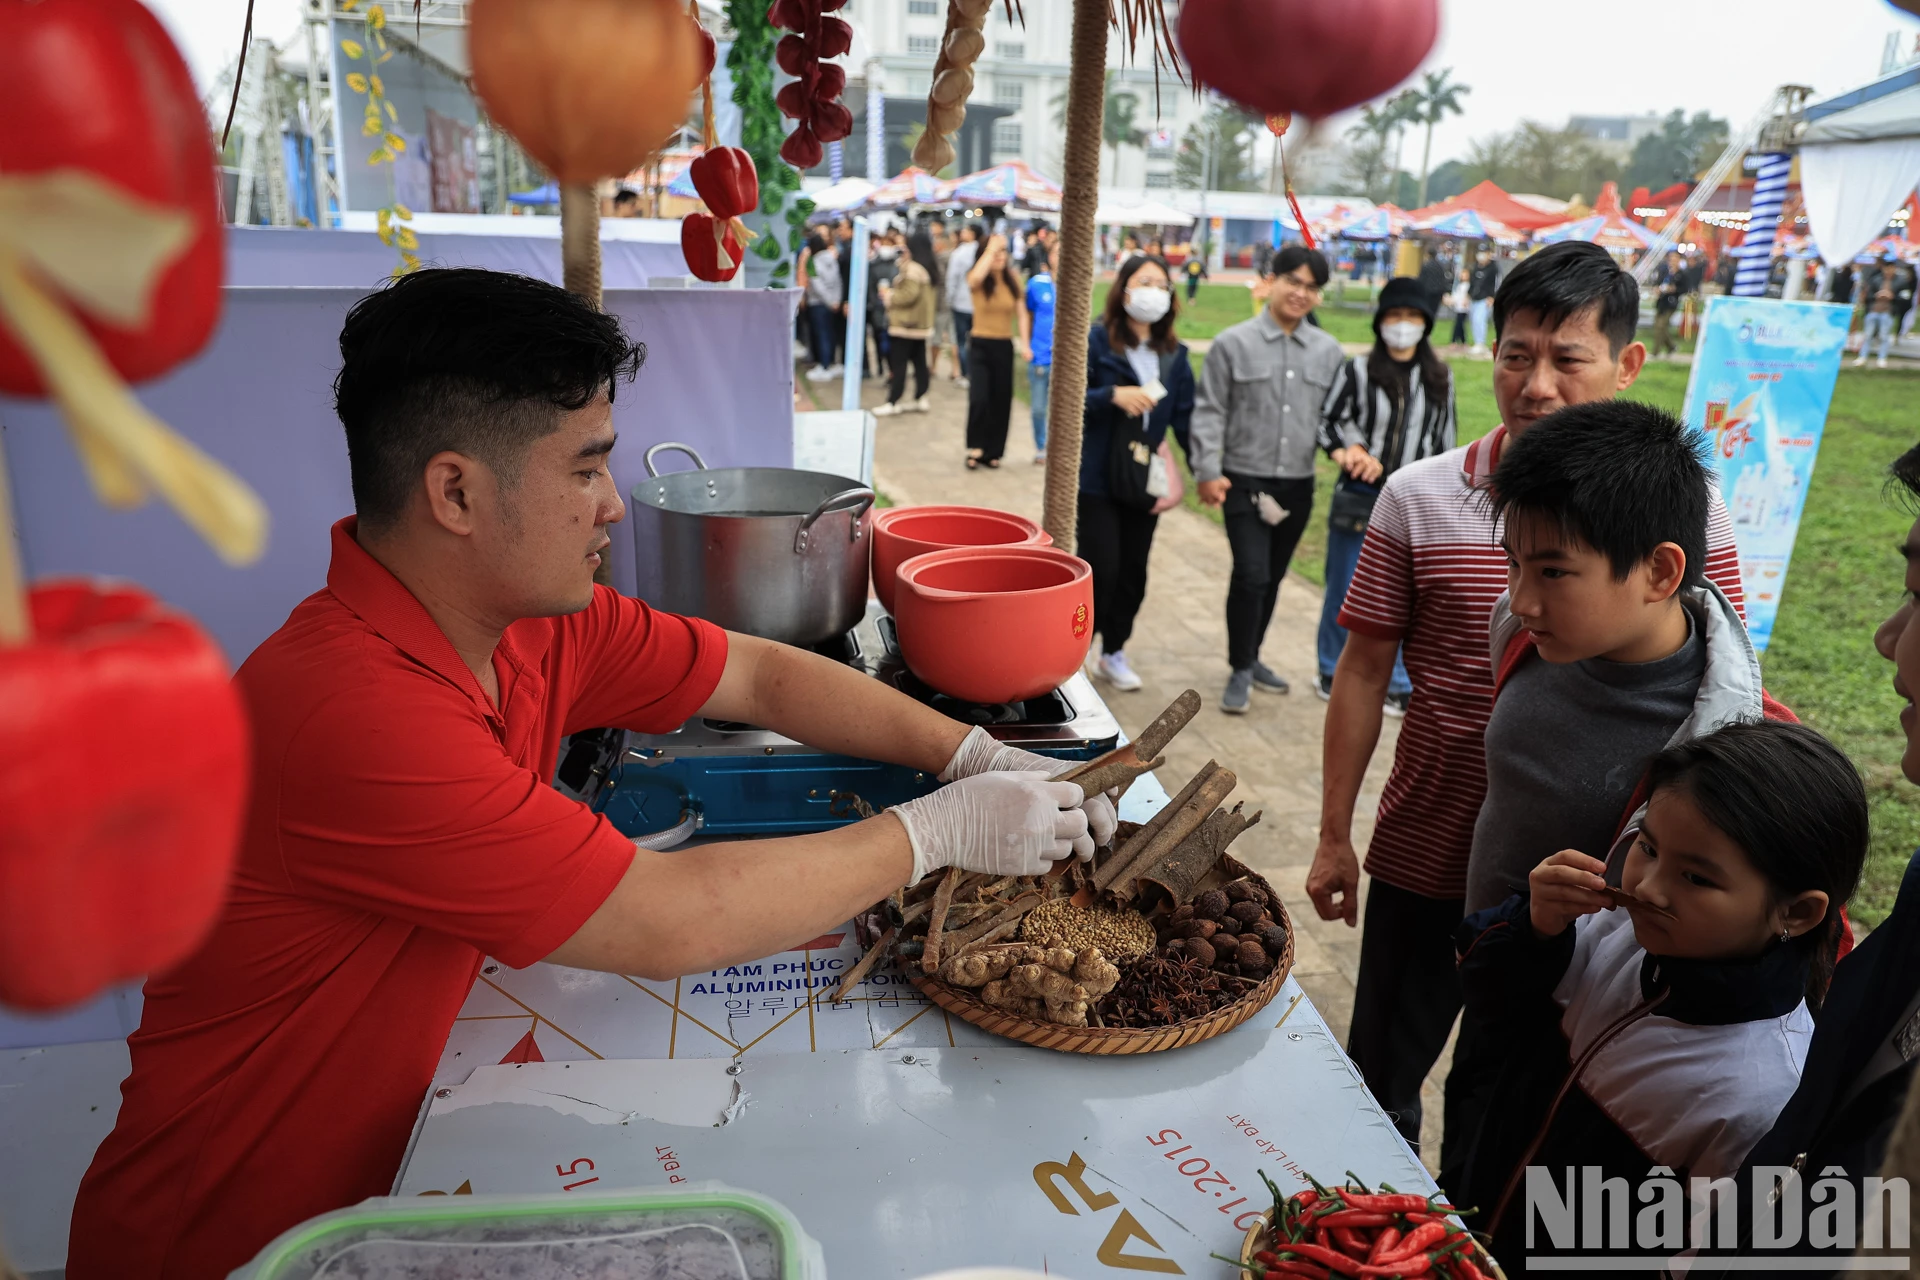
[152,0,1920,169]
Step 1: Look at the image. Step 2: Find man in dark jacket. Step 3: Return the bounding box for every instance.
[1689,440,1920,1276]
[1466,247,1498,354]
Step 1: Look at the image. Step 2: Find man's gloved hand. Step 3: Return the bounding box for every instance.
[939,724,1119,849]
[892,771,1091,885]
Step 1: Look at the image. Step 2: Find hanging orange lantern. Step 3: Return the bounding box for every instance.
[469,0,704,184]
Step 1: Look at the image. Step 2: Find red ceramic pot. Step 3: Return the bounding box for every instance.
[870,505,1052,615]
[894,545,1093,704]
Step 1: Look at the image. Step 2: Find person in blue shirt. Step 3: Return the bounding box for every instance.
[1021,244,1057,464]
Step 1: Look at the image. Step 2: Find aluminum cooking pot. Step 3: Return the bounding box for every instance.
[630,442,875,646]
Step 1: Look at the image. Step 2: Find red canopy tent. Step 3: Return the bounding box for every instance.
[1409,179,1566,232]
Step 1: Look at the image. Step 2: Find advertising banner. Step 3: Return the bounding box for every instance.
[1681,295,1852,650]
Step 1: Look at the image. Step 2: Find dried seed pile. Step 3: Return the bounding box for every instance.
[1021,900,1156,960]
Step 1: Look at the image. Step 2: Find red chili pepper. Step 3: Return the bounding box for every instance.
[1340,1193,1455,1215]
[1315,1211,1395,1228]
[1315,1225,1332,1252]
[1365,1227,1402,1264]
[1272,1242,1433,1278]
[1376,1222,1451,1263]
[1254,1251,1278,1266]
[1330,1226,1369,1257]
[1267,1264,1328,1279]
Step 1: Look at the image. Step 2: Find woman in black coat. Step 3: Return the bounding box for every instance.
[1077,254,1195,693]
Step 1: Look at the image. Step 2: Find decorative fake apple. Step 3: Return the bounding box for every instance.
[0,583,249,1010]
[0,0,222,396]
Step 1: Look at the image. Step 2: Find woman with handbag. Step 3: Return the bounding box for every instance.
[1078,254,1195,692]
[1313,276,1456,715]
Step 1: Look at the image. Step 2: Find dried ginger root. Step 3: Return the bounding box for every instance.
[1008,963,1087,1005]
[980,978,1048,1019]
[1072,947,1121,1000]
[939,946,1021,987]
[1046,997,1091,1027]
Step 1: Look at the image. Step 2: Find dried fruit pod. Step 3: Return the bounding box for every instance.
[780,122,823,168]
[927,100,966,137]
[1224,880,1257,904]
[775,33,816,76]
[930,66,973,108]
[815,15,854,57]
[943,27,985,62]
[1170,904,1196,926]
[1184,937,1216,968]
[1194,889,1230,921]
[912,131,954,172]
[1235,940,1269,972]
[1227,900,1265,927]
[812,98,854,143]
[1259,924,1288,955]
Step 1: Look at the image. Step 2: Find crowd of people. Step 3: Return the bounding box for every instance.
[849,226,1920,1261]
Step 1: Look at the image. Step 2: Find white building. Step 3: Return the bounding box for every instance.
[846,0,1212,186]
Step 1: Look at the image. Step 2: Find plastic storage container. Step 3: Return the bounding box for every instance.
[230,1184,826,1280]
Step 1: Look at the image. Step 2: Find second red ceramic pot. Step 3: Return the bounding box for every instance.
[893,545,1093,704]
[870,505,1052,614]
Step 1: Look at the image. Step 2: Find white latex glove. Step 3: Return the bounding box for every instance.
[892,771,1091,884]
[939,724,1119,849]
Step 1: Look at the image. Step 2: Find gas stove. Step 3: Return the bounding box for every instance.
[559,604,1120,840]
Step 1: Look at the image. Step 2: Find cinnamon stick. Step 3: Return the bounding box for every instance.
[1061,689,1200,791]
[1093,761,1220,892]
[943,889,1044,952]
[1068,754,1164,800]
[1140,803,1262,906]
[922,867,962,973]
[829,925,895,1003]
[1104,766,1238,903]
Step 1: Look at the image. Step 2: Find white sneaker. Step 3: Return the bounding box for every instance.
[805,365,835,382]
[1879,356,1890,369]
[827,363,844,375]
[872,401,903,417]
[1096,651,1144,692]
[955,375,971,389]
[1854,355,1868,368]
[912,396,932,413]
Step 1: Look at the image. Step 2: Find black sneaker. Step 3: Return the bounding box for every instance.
[1383,691,1410,718]
[1312,672,1333,702]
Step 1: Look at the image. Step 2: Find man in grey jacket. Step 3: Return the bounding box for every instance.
[1191,244,1345,713]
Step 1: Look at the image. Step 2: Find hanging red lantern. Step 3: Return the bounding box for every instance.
[0,583,249,1010]
[1178,0,1437,119]
[0,0,222,396]
[1265,113,1293,138]
[470,0,703,184]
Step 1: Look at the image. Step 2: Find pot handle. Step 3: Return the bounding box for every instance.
[644,441,709,478]
[794,486,875,554]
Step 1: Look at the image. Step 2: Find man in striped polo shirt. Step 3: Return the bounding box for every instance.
[1307,242,1748,1163]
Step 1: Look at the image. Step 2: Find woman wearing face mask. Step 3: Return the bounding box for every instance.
[1077,255,1195,693]
[963,232,1029,469]
[1312,277,1455,713]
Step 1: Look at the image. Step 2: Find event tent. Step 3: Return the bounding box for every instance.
[1798,64,1920,267]
[865,167,948,208]
[1409,179,1567,232]
[1412,207,1522,241]
[941,161,1063,211]
[1534,182,1656,250]
[1094,197,1195,227]
[1334,204,1411,241]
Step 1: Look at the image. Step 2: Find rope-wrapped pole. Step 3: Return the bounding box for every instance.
[560,182,603,308]
[1040,0,1108,548]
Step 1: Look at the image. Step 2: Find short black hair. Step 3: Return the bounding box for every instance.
[1269,244,1329,287]
[1492,241,1639,356]
[1647,720,1868,1010]
[1489,399,1710,589]
[333,268,643,528]
[1890,442,1920,511]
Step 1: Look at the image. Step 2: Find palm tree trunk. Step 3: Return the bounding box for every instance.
[561,183,602,308]
[1042,0,1108,546]
[1417,118,1436,208]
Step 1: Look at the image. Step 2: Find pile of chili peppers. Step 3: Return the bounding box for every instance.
[1214,1173,1500,1280]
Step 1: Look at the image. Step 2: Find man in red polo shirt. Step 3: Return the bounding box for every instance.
[68,269,1109,1278]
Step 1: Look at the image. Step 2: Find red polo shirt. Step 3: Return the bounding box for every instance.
[68,519,727,1280]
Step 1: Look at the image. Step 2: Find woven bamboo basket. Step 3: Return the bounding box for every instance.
[1238,1209,1508,1279]
[900,855,1293,1055]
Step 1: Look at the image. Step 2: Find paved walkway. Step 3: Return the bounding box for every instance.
[848,365,1454,1161]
